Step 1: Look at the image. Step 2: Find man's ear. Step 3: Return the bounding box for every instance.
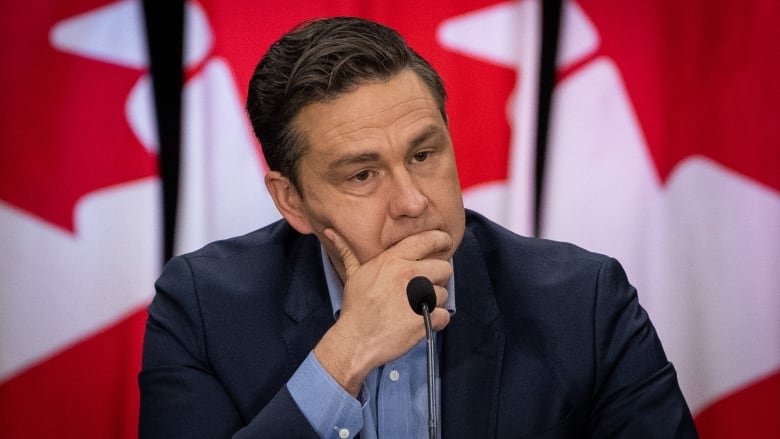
[264,171,314,234]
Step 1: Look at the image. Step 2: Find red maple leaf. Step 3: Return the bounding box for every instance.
[576,0,780,192]
[0,0,157,233]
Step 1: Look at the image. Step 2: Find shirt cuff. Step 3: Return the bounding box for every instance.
[287,351,367,438]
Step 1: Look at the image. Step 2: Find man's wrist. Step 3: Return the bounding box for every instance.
[287,352,366,438]
[313,324,372,397]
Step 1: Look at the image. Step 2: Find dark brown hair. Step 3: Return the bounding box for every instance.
[246,16,447,191]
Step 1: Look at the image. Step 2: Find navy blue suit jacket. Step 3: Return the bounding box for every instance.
[139,210,697,438]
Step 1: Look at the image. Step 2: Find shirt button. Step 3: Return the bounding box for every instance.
[389,369,400,381]
[338,428,350,438]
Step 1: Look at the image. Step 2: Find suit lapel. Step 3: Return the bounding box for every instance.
[441,228,506,438]
[281,236,336,369]
[440,215,579,437]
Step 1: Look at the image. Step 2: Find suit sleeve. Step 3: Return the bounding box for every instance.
[138,256,319,439]
[587,257,699,438]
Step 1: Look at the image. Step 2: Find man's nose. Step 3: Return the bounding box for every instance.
[388,170,429,218]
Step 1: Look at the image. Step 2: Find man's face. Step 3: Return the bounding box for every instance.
[285,69,465,280]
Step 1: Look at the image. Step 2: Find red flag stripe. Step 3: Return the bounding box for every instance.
[694,371,780,438]
[0,308,146,438]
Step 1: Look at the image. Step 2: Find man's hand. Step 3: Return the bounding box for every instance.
[313,228,453,396]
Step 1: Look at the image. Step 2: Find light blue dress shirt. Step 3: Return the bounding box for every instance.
[287,247,455,439]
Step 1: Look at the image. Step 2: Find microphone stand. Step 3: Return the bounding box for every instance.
[421,303,437,439]
[406,276,439,439]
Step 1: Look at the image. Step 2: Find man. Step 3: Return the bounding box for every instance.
[139,17,697,438]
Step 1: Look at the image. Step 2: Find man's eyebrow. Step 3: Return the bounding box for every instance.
[328,152,381,171]
[327,125,447,172]
[408,125,447,151]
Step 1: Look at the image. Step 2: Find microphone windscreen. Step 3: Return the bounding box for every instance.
[406,276,436,316]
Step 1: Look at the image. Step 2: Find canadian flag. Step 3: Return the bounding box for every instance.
[540,1,780,436]
[0,0,159,437]
[2,0,776,437]
[438,1,780,436]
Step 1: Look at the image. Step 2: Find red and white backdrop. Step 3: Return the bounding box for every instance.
[1,0,777,437]
[535,2,780,437]
[0,1,160,437]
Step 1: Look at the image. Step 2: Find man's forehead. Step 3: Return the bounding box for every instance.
[298,71,436,121]
[293,73,446,156]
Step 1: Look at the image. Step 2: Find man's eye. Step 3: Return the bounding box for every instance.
[353,170,371,181]
[413,151,430,162]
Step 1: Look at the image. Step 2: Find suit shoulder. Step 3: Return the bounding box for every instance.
[175,219,313,263]
[461,210,632,318]
[464,209,608,272]
[156,219,320,298]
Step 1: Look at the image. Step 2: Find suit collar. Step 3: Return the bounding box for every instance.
[281,234,335,365]
[283,234,330,322]
[451,225,500,326]
[440,212,578,437]
[441,225,506,437]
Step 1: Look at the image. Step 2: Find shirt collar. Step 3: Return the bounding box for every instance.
[320,245,456,319]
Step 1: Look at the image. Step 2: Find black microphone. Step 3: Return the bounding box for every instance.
[406,276,438,439]
[407,276,436,316]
